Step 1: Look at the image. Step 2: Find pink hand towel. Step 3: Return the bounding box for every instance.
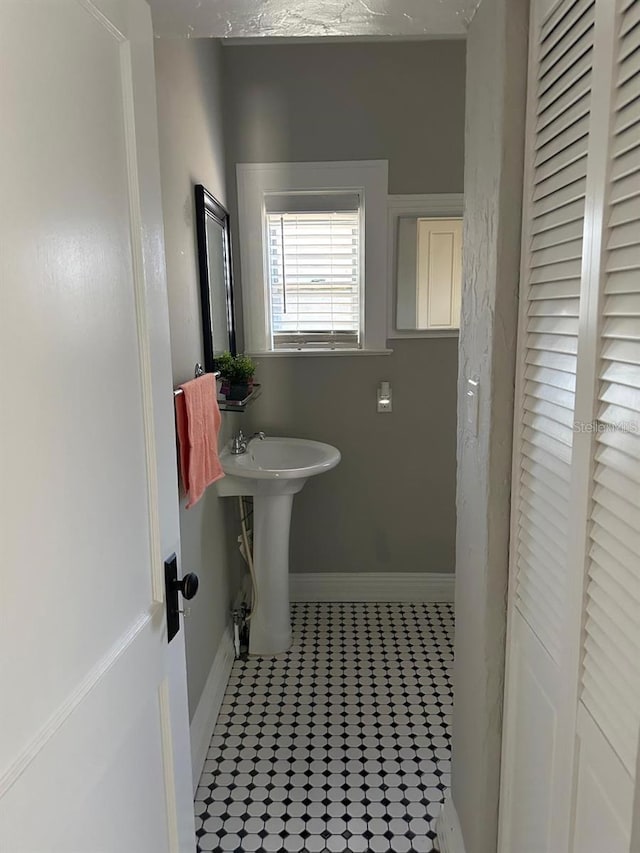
[175,373,225,508]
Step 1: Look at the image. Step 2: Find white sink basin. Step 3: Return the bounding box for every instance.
[219,437,340,490]
[216,436,341,656]
[223,436,340,478]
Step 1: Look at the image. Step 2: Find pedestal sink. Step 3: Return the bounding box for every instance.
[216,437,341,656]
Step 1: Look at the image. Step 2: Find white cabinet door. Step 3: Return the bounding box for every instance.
[0,2,195,851]
[416,218,462,329]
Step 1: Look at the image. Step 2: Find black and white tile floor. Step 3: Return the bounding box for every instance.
[195,602,454,853]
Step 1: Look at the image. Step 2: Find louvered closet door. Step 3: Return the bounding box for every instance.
[499,0,595,850]
[572,2,640,850]
[502,1,640,851]
[517,0,592,659]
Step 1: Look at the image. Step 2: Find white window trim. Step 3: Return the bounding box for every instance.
[237,160,389,354]
[387,193,464,339]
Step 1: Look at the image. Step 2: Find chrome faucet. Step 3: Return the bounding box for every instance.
[230,429,265,455]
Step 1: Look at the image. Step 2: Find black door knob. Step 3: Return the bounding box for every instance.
[173,572,199,600]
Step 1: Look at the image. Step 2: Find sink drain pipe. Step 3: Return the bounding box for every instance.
[232,496,259,658]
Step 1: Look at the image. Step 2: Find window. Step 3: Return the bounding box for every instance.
[265,196,361,351]
[237,161,389,354]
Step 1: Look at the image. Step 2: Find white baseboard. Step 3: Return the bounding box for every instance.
[289,572,455,603]
[189,627,235,793]
[436,795,467,853]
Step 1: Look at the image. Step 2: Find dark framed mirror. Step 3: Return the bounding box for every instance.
[195,184,237,371]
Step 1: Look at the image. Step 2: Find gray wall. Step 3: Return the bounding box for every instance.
[249,340,458,574]
[221,42,465,194]
[449,1,528,851]
[155,39,242,719]
[222,41,466,576]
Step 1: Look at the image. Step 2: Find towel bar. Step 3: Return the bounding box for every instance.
[173,363,219,397]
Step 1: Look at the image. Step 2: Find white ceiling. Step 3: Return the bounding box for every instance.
[148,0,480,39]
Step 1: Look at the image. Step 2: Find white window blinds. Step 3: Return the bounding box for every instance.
[265,196,362,350]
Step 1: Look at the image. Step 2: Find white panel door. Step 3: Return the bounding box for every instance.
[0,2,195,851]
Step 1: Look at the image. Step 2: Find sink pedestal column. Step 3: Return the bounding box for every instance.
[216,437,341,656]
[249,493,293,656]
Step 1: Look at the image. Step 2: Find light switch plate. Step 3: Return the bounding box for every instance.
[466,377,479,437]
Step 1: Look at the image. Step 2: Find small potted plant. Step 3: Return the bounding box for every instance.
[215,352,256,401]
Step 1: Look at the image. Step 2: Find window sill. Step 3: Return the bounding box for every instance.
[248,348,394,358]
[388,329,460,340]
